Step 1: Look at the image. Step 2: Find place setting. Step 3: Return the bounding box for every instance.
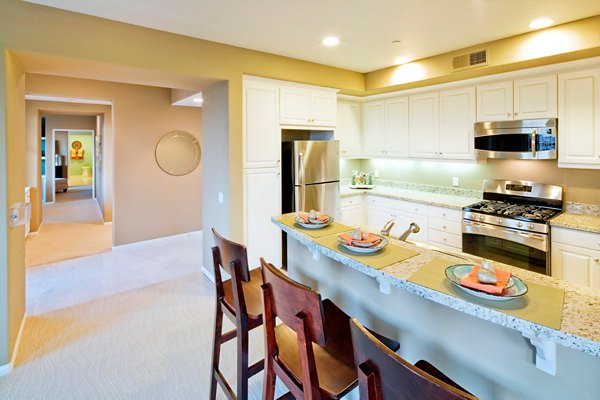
[279,210,353,238]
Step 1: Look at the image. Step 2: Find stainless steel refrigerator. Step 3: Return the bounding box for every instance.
[282,140,340,219]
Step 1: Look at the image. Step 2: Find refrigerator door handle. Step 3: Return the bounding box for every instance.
[298,152,305,211]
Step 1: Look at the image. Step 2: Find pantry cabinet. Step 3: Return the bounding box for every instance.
[551,227,600,289]
[336,101,362,157]
[476,75,557,121]
[558,68,600,169]
[243,80,280,168]
[280,86,337,128]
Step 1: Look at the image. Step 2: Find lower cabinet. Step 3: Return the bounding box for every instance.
[551,227,600,289]
[427,205,463,251]
[365,195,428,242]
[244,167,281,268]
[339,196,364,227]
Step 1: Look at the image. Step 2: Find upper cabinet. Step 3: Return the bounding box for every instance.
[362,97,409,158]
[336,100,362,158]
[409,86,475,160]
[243,79,280,168]
[558,68,600,169]
[476,75,557,121]
[280,86,337,128]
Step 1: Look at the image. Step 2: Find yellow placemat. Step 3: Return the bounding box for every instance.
[407,258,564,330]
[278,213,354,238]
[314,234,420,270]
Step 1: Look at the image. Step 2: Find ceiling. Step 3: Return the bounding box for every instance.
[25,0,600,73]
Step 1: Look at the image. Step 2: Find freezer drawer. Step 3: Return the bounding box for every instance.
[294,182,340,219]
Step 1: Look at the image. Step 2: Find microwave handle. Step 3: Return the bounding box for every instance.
[531,128,537,158]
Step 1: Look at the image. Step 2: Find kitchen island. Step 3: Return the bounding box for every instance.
[273,214,600,400]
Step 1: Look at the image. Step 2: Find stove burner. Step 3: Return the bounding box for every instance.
[464,200,561,222]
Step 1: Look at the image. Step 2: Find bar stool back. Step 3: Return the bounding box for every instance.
[209,229,264,400]
[350,318,478,400]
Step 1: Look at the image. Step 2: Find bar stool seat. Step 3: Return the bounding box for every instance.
[222,267,264,320]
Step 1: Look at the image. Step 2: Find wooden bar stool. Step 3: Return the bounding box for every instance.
[260,258,400,400]
[209,229,264,400]
[350,318,478,400]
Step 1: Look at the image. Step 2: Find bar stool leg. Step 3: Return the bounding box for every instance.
[236,320,249,400]
[209,305,224,400]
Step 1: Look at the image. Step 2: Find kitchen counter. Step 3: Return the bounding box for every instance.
[340,184,480,210]
[550,212,600,234]
[274,215,600,399]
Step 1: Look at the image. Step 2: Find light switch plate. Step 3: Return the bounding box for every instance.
[452,177,459,187]
[218,192,224,204]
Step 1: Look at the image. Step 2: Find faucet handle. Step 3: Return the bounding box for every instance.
[381,219,395,236]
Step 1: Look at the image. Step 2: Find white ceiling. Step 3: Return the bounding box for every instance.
[25,0,600,73]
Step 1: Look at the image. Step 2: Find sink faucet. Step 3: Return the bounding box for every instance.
[381,219,395,236]
[397,222,420,241]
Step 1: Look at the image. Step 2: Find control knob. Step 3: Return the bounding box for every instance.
[516,222,523,228]
[478,215,485,222]
[529,224,534,230]
[496,218,503,224]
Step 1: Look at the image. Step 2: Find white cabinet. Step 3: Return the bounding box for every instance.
[340,196,364,227]
[243,80,280,168]
[362,97,409,158]
[336,101,362,157]
[427,206,463,251]
[243,167,282,268]
[280,87,337,128]
[476,75,557,121]
[438,87,476,160]
[551,227,600,289]
[409,92,439,158]
[558,68,600,169]
[365,196,428,242]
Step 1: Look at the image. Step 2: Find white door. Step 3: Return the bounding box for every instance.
[363,101,386,157]
[409,92,439,158]
[558,68,600,168]
[476,81,513,121]
[243,81,280,168]
[551,242,600,289]
[244,167,282,268]
[336,101,362,157]
[385,97,409,157]
[439,86,476,160]
[311,91,337,127]
[280,87,311,125]
[514,75,557,119]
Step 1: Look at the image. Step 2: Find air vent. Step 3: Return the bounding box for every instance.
[452,49,488,71]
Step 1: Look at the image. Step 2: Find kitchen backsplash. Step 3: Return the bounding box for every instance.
[566,202,600,216]
[340,178,482,198]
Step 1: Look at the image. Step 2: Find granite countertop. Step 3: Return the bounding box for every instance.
[550,213,600,234]
[273,216,600,358]
[340,185,481,210]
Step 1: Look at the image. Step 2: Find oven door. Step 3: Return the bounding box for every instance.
[462,220,549,275]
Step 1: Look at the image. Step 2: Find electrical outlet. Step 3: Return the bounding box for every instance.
[452,177,459,187]
[218,192,224,204]
[374,170,379,178]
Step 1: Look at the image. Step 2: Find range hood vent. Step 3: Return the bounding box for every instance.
[452,49,488,71]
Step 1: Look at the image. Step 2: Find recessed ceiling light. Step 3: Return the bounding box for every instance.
[322,36,340,46]
[529,18,554,30]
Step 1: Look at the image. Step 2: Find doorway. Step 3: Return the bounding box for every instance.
[51,129,95,203]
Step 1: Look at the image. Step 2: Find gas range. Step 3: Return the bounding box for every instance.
[462,180,564,275]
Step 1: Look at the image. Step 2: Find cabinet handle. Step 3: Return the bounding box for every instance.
[442,213,446,217]
[507,112,511,117]
[443,225,447,229]
[594,258,599,263]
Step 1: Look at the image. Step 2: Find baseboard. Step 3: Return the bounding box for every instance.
[0,312,27,377]
[201,266,215,283]
[103,221,113,226]
[113,230,203,250]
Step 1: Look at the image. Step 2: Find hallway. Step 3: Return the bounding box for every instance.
[25,190,112,267]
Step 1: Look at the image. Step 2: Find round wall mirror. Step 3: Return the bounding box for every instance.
[155,131,201,176]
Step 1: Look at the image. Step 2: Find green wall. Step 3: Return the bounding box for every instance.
[68,133,93,177]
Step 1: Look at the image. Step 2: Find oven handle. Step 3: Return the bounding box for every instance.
[462,220,548,252]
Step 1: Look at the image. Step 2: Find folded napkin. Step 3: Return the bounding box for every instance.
[338,233,381,246]
[297,212,329,223]
[459,264,512,295]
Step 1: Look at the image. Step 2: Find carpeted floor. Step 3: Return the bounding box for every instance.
[25,192,112,267]
[0,232,288,399]
[56,185,93,203]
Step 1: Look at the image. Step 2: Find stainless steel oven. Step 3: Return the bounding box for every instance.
[474,118,557,160]
[462,180,563,276]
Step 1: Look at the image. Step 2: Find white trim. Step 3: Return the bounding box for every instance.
[0,312,27,377]
[201,266,215,283]
[112,230,203,250]
[243,74,339,93]
[26,94,112,105]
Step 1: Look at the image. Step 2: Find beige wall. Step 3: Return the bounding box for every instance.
[26,74,203,245]
[1,50,26,368]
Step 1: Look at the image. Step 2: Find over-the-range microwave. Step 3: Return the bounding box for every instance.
[473,118,557,160]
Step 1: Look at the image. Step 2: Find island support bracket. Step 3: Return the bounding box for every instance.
[522,332,556,375]
[376,277,391,295]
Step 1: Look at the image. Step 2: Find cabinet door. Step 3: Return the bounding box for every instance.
[558,68,600,169]
[409,92,439,158]
[385,97,409,157]
[311,91,337,127]
[367,205,394,234]
[551,242,600,289]
[340,204,364,227]
[244,167,282,268]
[514,75,557,119]
[393,211,428,242]
[336,101,362,157]
[280,87,311,125]
[476,81,513,121]
[243,81,280,168]
[439,87,475,160]
[363,101,386,157]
